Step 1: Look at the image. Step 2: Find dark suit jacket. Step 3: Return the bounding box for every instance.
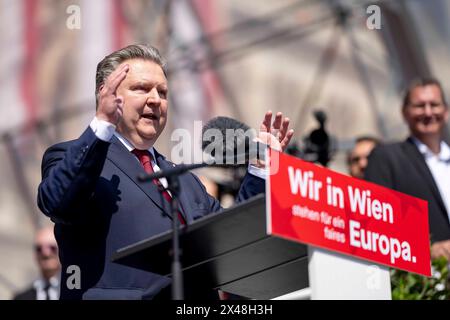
[13,287,37,300]
[37,127,264,300]
[364,138,450,243]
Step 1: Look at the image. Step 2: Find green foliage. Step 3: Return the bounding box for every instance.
[391,256,450,300]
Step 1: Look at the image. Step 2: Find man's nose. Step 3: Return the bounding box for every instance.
[146,88,161,105]
[423,104,433,116]
[40,247,54,257]
[359,157,368,169]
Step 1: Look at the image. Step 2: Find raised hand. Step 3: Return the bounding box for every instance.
[96,63,129,125]
[258,111,294,152]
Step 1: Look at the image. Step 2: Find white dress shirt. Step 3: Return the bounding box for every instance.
[412,137,450,222]
[33,276,59,300]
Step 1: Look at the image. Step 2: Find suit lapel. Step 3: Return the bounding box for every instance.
[106,136,171,216]
[154,150,192,223]
[403,138,448,217]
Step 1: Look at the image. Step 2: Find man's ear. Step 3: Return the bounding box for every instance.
[401,106,408,121]
[95,85,105,111]
[444,105,449,123]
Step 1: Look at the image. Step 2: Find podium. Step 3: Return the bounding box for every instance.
[111,194,309,299]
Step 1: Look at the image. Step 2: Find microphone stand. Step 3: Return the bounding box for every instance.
[166,173,182,300]
[138,162,213,300]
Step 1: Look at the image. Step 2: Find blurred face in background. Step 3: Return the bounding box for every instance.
[402,84,449,140]
[34,227,60,280]
[349,140,377,179]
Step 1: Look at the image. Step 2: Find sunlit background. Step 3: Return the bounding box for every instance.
[0,0,449,299]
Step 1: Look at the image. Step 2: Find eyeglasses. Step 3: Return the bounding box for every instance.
[409,102,445,110]
[350,156,367,164]
[34,244,58,254]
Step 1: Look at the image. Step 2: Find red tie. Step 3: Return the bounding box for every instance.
[132,149,186,225]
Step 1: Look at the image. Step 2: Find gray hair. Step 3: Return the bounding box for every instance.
[95,44,167,106]
[402,77,448,109]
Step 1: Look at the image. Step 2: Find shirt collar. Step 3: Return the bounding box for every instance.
[48,276,59,287]
[33,275,59,289]
[114,132,156,160]
[411,136,450,162]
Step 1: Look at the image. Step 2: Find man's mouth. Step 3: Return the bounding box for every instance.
[420,117,434,125]
[141,114,158,121]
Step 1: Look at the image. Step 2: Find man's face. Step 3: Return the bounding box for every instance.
[35,228,60,279]
[349,140,377,179]
[402,85,448,139]
[116,59,168,149]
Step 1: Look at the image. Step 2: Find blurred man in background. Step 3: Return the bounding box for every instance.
[365,78,450,261]
[13,225,60,300]
[347,136,380,179]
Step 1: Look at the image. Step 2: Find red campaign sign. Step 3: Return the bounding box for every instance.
[266,150,431,276]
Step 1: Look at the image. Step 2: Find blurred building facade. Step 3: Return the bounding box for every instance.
[0,0,449,299]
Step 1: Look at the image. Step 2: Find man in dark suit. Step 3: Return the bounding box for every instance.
[37,44,294,299]
[365,78,450,261]
[13,226,61,300]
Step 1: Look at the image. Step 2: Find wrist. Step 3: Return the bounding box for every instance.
[91,117,116,142]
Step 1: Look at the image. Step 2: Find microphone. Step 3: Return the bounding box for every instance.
[139,116,267,182]
[138,163,207,181]
[202,116,266,166]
